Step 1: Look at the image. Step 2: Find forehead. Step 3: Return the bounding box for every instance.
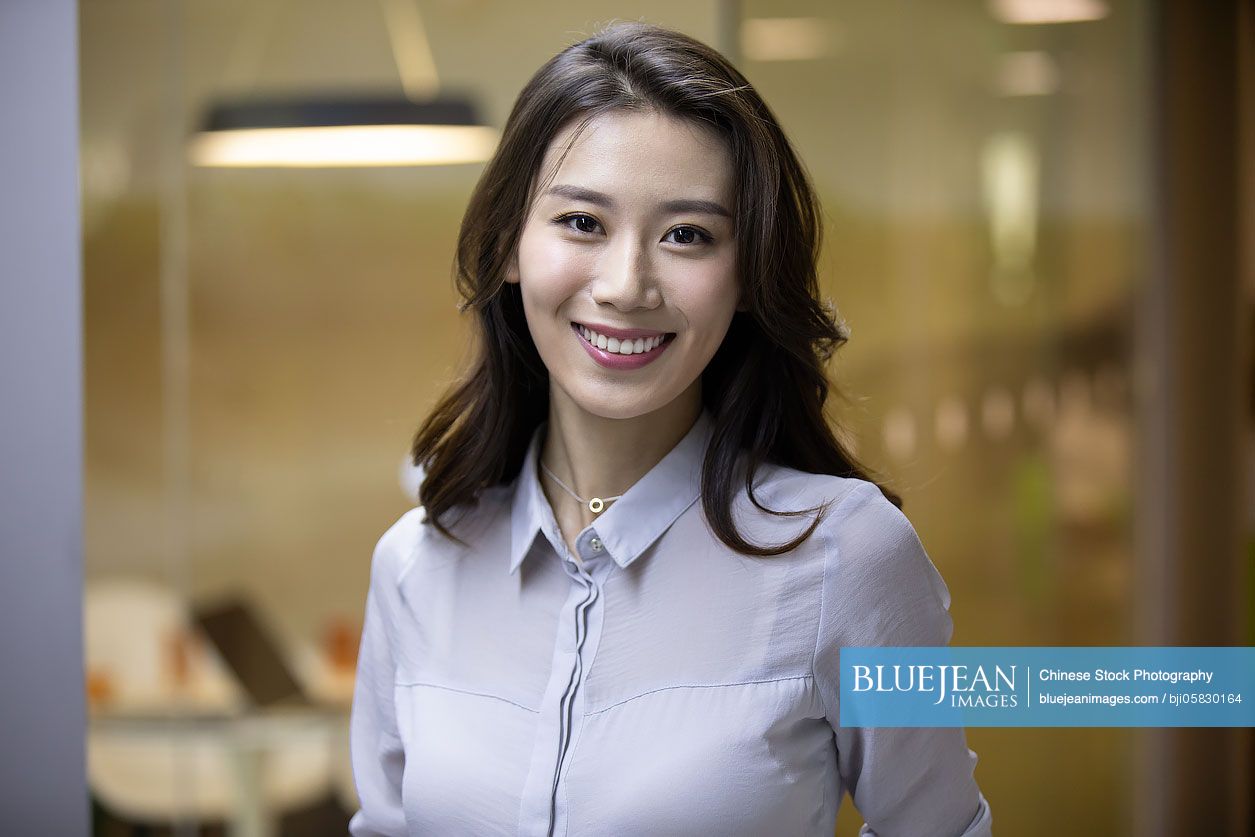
[536,109,733,203]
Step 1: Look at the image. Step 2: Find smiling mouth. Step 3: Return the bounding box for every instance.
[571,322,677,355]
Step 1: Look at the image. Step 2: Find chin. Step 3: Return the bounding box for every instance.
[558,384,675,423]
[575,400,661,422]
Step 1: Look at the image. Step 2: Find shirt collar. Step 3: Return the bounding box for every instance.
[508,408,713,574]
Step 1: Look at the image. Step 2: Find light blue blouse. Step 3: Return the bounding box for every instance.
[349,408,993,836]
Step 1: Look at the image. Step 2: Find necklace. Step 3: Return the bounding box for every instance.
[539,460,624,514]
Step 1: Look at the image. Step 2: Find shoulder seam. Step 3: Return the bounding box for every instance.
[390,506,427,588]
[809,480,882,701]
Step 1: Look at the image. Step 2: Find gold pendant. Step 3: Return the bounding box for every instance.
[588,497,605,513]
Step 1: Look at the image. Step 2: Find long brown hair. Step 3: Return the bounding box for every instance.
[411,20,900,556]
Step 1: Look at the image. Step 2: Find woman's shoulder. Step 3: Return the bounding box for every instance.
[748,461,885,518]
[746,464,926,569]
[787,473,952,639]
[370,476,511,583]
[381,504,430,544]
[368,505,430,587]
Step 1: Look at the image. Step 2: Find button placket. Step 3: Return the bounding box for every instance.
[517,535,607,837]
[547,575,596,835]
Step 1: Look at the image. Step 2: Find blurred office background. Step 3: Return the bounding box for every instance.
[68,0,1251,835]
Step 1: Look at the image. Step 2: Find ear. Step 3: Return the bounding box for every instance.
[735,290,749,313]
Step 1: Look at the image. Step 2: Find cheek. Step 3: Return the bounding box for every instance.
[517,230,590,307]
[669,258,739,327]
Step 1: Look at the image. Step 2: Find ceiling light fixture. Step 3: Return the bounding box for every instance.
[189,0,496,168]
[988,0,1109,25]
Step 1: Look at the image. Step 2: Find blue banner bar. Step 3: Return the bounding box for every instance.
[839,647,1255,727]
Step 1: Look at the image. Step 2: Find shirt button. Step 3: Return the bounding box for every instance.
[590,537,602,551]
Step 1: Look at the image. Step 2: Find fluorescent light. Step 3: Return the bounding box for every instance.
[988,0,1108,24]
[188,95,496,168]
[741,18,840,62]
[189,124,497,167]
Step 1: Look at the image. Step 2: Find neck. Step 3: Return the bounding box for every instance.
[539,385,702,531]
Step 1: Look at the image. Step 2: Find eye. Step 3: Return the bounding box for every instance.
[553,213,602,235]
[664,225,714,246]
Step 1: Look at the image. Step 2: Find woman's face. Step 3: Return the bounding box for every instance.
[505,108,742,421]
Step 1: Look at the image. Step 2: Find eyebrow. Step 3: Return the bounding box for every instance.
[544,184,731,218]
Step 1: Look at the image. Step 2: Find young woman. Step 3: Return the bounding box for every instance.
[349,21,993,837]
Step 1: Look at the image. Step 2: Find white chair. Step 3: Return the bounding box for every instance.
[85,578,335,830]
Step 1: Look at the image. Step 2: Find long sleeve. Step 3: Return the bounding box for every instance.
[348,513,417,837]
[813,482,993,837]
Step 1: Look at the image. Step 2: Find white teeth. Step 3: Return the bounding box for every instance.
[578,325,666,355]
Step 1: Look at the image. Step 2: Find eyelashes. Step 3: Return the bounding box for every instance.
[551,213,715,246]
[554,213,602,236]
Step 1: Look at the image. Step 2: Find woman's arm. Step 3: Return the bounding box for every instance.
[348,515,415,837]
[813,482,993,837]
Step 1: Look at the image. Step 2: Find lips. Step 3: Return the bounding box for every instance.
[573,322,674,351]
[571,322,675,369]
[571,321,673,341]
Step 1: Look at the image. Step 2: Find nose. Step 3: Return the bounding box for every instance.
[590,233,661,311]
